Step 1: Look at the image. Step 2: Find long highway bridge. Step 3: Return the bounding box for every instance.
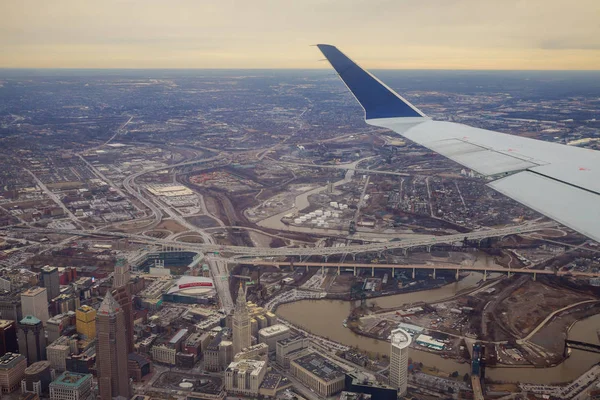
[230,260,600,280]
[4,221,556,257]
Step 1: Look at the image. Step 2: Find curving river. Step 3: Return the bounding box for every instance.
[276,272,600,384]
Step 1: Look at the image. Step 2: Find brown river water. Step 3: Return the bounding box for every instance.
[276,272,600,384]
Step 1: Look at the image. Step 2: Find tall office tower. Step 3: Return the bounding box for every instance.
[113,258,130,289]
[389,328,411,396]
[96,291,130,400]
[232,283,251,356]
[75,306,96,339]
[0,295,22,321]
[112,258,134,354]
[17,316,46,364]
[0,320,18,356]
[20,288,50,325]
[41,266,60,301]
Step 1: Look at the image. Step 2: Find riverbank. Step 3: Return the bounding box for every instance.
[276,276,600,384]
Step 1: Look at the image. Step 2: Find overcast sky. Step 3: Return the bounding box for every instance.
[1,0,599,69]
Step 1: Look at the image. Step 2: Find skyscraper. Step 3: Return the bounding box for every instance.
[96,291,130,400]
[112,258,134,354]
[17,316,46,364]
[20,288,49,325]
[0,320,18,357]
[389,328,411,396]
[75,306,96,340]
[41,266,60,301]
[113,258,130,289]
[233,283,251,355]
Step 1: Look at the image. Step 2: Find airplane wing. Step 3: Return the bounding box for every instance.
[317,44,600,242]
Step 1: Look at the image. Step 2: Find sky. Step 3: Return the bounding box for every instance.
[1,0,599,70]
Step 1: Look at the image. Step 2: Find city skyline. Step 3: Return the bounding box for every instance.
[1,0,599,70]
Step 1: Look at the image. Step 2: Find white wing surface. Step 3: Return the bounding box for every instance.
[317,44,600,242]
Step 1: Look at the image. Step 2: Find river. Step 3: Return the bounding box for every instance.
[276,272,600,384]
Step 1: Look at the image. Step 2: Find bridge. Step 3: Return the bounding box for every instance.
[4,221,556,258]
[564,339,600,357]
[230,260,600,280]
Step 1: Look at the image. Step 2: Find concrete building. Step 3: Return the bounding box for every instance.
[276,335,310,368]
[0,320,18,356]
[344,371,397,400]
[0,353,27,394]
[389,328,411,396]
[49,372,94,400]
[0,295,22,321]
[258,324,291,353]
[75,306,96,340]
[18,316,46,364]
[47,336,74,372]
[232,283,251,356]
[224,360,267,396]
[290,351,346,397]
[46,314,68,344]
[151,344,176,365]
[234,343,268,362]
[20,288,50,325]
[21,360,52,398]
[219,340,233,370]
[204,333,223,372]
[41,266,60,301]
[113,258,130,289]
[96,291,130,400]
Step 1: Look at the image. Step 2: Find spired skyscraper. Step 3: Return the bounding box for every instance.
[111,258,134,354]
[96,291,130,400]
[232,283,251,355]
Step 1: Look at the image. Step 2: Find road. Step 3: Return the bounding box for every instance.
[25,169,81,226]
[6,221,560,258]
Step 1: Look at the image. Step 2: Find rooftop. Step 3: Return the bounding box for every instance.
[0,352,26,369]
[390,328,411,349]
[51,371,92,387]
[258,323,289,337]
[226,360,265,376]
[20,315,41,325]
[169,328,189,344]
[0,320,14,329]
[21,287,46,297]
[291,351,346,382]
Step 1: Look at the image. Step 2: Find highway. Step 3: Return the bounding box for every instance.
[5,221,557,258]
[231,260,600,278]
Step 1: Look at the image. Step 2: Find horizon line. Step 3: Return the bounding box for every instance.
[1,67,600,72]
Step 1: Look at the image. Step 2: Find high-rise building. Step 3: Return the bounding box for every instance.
[112,258,134,354]
[75,306,96,339]
[113,258,130,289]
[20,360,52,397]
[47,336,74,372]
[389,328,411,396]
[232,283,251,355]
[0,295,22,321]
[41,266,60,301]
[17,316,46,364]
[96,291,130,400]
[0,353,27,394]
[49,371,94,400]
[20,288,50,325]
[0,320,18,356]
